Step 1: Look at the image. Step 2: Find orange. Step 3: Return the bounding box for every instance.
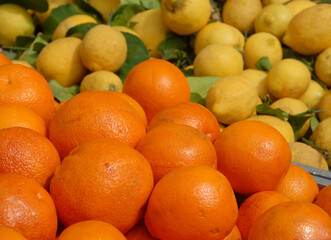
[274,163,319,202]
[136,123,217,183]
[248,201,331,240]
[224,225,242,240]
[0,64,55,123]
[0,226,27,240]
[111,91,148,127]
[48,91,146,159]
[0,127,61,189]
[144,165,238,240]
[236,191,291,240]
[50,138,154,233]
[214,120,291,195]
[122,59,191,123]
[148,101,220,142]
[57,220,126,240]
[0,52,11,65]
[125,225,156,240]
[314,185,331,216]
[0,174,58,240]
[0,104,47,136]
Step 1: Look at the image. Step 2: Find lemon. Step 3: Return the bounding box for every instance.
[160,0,211,36]
[0,3,35,46]
[241,69,268,99]
[111,26,141,38]
[193,43,244,78]
[206,75,260,125]
[270,97,310,139]
[36,37,88,87]
[246,115,295,143]
[254,3,293,39]
[127,9,169,58]
[244,32,283,69]
[312,117,331,166]
[262,0,288,6]
[88,0,120,22]
[35,0,71,26]
[299,80,325,110]
[11,60,35,69]
[266,58,310,99]
[285,0,316,16]
[314,47,331,88]
[52,14,98,41]
[289,142,329,171]
[194,21,245,55]
[80,70,123,92]
[79,24,127,72]
[282,4,331,56]
[317,90,331,121]
[222,0,263,34]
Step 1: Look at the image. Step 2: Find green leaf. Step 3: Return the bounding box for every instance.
[74,0,104,22]
[109,4,144,26]
[66,22,99,39]
[282,47,316,72]
[190,92,206,106]
[187,76,220,105]
[0,0,48,12]
[49,80,80,102]
[116,32,150,81]
[21,33,49,66]
[318,0,331,4]
[288,114,311,139]
[121,0,160,9]
[255,57,271,71]
[256,103,289,120]
[310,115,319,132]
[43,4,84,34]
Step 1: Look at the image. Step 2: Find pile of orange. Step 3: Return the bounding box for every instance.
[0,39,331,239]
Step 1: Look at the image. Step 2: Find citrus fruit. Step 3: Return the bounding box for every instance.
[317,90,331,121]
[314,47,331,88]
[125,225,156,240]
[314,185,331,216]
[0,52,11,66]
[0,227,27,240]
[35,0,72,26]
[88,0,120,22]
[299,80,326,110]
[285,0,316,16]
[241,69,268,99]
[312,117,331,166]
[224,225,242,240]
[79,70,123,92]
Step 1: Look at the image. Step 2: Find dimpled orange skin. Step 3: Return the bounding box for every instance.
[0,64,55,123]
[122,59,191,123]
[125,225,156,240]
[314,185,331,216]
[48,91,147,159]
[214,120,291,195]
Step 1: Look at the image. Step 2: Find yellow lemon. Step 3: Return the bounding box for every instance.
[193,43,244,78]
[206,75,260,125]
[285,0,316,16]
[79,24,127,72]
[36,37,88,87]
[80,70,123,92]
[244,32,283,69]
[222,0,263,34]
[262,0,288,6]
[241,69,268,99]
[312,117,331,167]
[317,90,331,121]
[282,4,331,56]
[254,3,293,39]
[35,0,71,26]
[11,60,35,69]
[289,142,329,171]
[270,97,310,139]
[111,26,141,38]
[299,80,325,110]
[194,21,245,55]
[246,115,295,143]
[160,0,211,36]
[127,9,169,58]
[314,47,331,88]
[88,0,120,22]
[266,58,311,99]
[52,14,98,41]
[0,3,35,46]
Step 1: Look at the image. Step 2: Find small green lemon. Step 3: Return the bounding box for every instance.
[80,70,123,92]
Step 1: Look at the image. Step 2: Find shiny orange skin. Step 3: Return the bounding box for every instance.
[0,104,47,136]
[274,164,320,202]
[122,59,191,123]
[0,64,55,123]
[125,225,156,240]
[224,225,242,240]
[145,165,238,240]
[0,127,61,189]
[50,138,154,233]
[0,174,58,240]
[248,201,331,240]
[0,226,27,240]
[236,191,291,240]
[136,123,217,183]
[48,91,146,159]
[0,52,12,66]
[148,101,220,142]
[314,185,331,216]
[214,120,291,195]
